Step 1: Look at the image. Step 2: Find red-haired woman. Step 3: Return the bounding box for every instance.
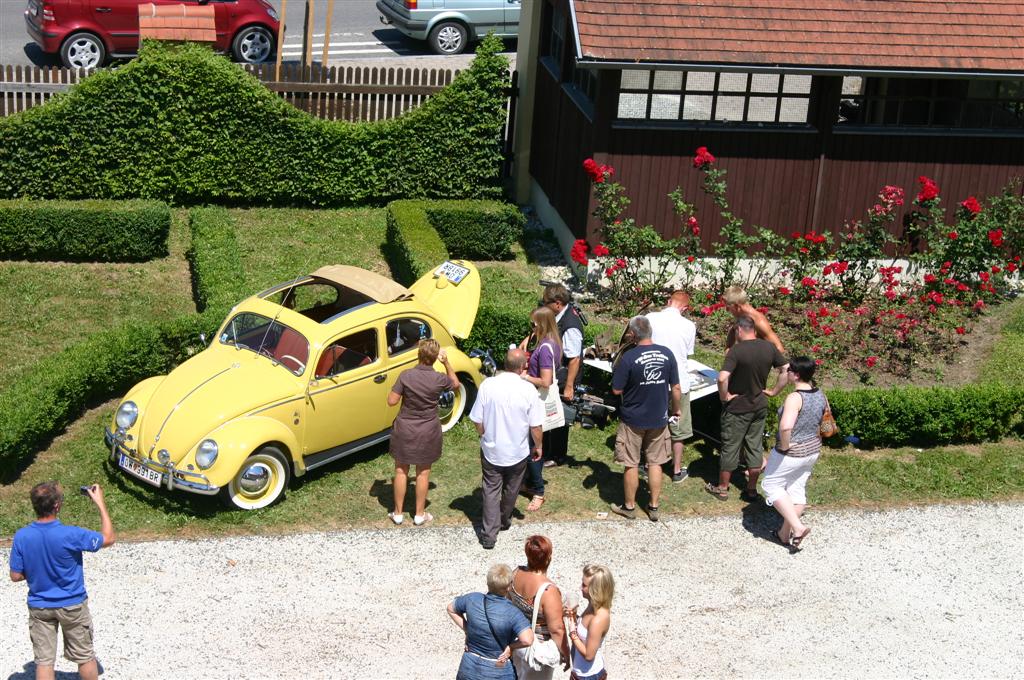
[506,535,569,679]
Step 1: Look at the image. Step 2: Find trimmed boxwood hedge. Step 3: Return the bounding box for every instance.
[0,199,170,262]
[385,200,450,287]
[825,383,1024,449]
[187,206,247,314]
[0,37,510,206]
[0,313,216,479]
[427,202,524,260]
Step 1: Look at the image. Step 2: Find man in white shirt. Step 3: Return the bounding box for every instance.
[647,290,696,483]
[469,349,543,549]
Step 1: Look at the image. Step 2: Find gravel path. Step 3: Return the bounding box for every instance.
[2,502,1022,679]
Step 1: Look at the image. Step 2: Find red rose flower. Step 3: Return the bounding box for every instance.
[988,229,1005,248]
[811,345,821,353]
[924,273,937,284]
[687,255,696,263]
[992,266,1002,274]
[865,356,878,368]
[687,216,700,236]
[615,258,627,268]
[604,267,615,278]
[948,231,958,240]
[801,276,817,287]
[1008,263,1018,273]
[592,243,610,257]
[692,146,716,169]
[956,327,966,335]
[979,271,990,282]
[916,176,940,203]
[778,286,791,295]
[570,239,589,266]
[960,196,982,215]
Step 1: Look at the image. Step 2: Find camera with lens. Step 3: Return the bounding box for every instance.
[569,384,614,429]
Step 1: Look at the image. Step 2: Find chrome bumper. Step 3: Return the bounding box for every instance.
[105,428,220,496]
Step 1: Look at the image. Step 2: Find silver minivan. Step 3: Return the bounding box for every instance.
[377,0,520,55]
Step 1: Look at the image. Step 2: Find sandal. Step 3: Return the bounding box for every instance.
[769,529,795,552]
[527,496,545,512]
[791,527,811,549]
[704,482,728,501]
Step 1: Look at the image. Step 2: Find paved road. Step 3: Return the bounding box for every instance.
[0,0,514,66]
[2,502,1021,679]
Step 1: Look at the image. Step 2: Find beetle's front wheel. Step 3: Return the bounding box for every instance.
[220,445,290,510]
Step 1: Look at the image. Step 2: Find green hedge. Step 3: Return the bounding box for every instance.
[385,200,450,286]
[0,313,216,479]
[427,202,524,260]
[0,38,509,206]
[187,207,247,314]
[0,199,169,262]
[825,383,1024,449]
[981,297,1024,387]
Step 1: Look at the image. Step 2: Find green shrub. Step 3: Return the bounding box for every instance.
[427,202,524,260]
[187,207,247,314]
[0,313,216,479]
[385,200,449,286]
[826,383,1024,449]
[0,199,169,262]
[0,38,510,206]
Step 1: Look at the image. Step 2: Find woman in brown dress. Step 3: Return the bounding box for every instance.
[386,339,459,526]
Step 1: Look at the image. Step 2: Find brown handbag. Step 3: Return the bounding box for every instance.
[819,397,838,438]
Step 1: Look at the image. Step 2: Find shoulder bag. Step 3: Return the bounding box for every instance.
[819,395,838,439]
[481,596,507,664]
[536,342,566,432]
[524,582,562,671]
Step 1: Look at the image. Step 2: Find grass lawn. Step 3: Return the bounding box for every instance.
[2,399,1021,542]
[231,207,390,294]
[0,213,194,383]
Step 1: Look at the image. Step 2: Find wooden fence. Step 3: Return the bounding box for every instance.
[0,62,462,122]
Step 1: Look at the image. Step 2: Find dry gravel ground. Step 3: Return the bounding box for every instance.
[2,502,1022,680]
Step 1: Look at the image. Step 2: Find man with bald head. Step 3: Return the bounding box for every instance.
[469,349,544,549]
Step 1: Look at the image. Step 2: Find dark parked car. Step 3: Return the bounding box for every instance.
[25,0,280,69]
[377,0,519,55]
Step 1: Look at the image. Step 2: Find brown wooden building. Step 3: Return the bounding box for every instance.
[511,0,1024,253]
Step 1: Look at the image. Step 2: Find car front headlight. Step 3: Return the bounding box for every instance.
[266,7,279,21]
[115,401,138,429]
[196,439,219,470]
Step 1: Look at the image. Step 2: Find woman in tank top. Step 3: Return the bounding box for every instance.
[761,355,827,552]
[566,564,613,680]
[506,535,569,679]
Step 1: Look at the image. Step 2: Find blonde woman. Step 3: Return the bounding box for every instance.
[386,339,459,526]
[518,306,563,511]
[566,564,614,680]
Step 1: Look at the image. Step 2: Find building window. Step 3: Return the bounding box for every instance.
[571,67,598,103]
[837,77,1024,130]
[616,70,812,124]
[543,2,566,77]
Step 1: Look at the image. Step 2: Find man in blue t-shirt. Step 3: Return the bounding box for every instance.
[9,481,115,680]
[610,315,682,522]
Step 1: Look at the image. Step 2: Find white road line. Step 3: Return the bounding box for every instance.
[280,48,396,56]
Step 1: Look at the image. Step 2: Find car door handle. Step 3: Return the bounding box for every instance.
[95,7,112,11]
[373,374,386,383]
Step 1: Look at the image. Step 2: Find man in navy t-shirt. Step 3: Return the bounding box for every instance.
[9,481,115,680]
[610,316,682,522]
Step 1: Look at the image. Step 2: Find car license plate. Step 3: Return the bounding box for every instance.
[435,260,470,285]
[119,453,162,487]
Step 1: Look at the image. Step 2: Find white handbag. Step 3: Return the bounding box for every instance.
[536,342,566,432]
[524,582,562,670]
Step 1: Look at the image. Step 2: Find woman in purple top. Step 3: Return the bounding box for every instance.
[386,339,459,526]
[518,307,562,512]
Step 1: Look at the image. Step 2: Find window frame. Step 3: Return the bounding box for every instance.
[385,317,433,358]
[614,69,815,128]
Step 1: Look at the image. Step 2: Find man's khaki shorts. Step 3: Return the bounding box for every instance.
[615,423,671,468]
[28,599,94,666]
[669,390,693,442]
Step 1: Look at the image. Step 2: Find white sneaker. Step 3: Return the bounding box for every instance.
[388,512,404,525]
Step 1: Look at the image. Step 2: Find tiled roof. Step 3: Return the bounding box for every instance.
[572,0,1024,73]
[138,3,216,43]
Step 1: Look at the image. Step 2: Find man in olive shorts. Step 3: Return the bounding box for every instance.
[610,316,682,522]
[9,481,115,680]
[709,316,788,503]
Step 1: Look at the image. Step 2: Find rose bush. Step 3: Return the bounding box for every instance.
[574,148,1021,380]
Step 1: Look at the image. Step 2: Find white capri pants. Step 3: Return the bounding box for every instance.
[761,448,819,506]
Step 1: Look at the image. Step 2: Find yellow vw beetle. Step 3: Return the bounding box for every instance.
[105,261,494,510]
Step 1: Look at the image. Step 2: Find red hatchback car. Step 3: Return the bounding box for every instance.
[25,0,280,69]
